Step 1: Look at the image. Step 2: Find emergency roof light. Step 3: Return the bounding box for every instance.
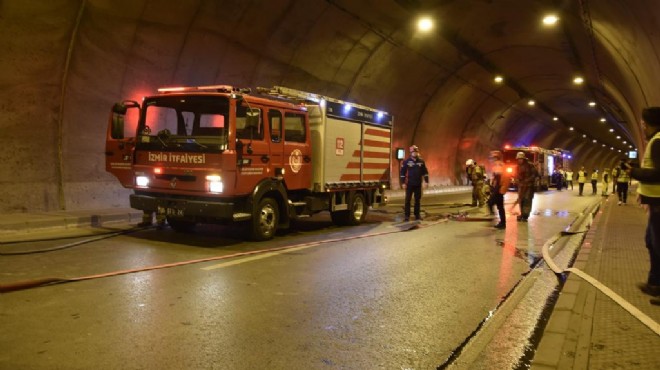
[157,85,251,94]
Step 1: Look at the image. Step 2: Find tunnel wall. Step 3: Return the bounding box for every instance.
[0,0,657,214]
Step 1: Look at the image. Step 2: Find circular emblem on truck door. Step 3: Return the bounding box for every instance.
[289,149,303,174]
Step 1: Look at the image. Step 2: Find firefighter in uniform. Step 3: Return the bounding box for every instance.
[488,150,511,229]
[626,107,660,304]
[515,152,536,221]
[400,145,429,221]
[466,159,486,207]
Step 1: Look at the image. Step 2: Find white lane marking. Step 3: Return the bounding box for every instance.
[201,245,312,270]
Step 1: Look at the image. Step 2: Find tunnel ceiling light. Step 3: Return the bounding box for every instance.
[609,128,614,132]
[417,17,434,32]
[553,117,558,121]
[623,140,627,144]
[611,147,614,150]
[592,139,597,143]
[582,134,587,138]
[573,76,584,85]
[600,117,606,122]
[569,126,574,130]
[494,75,504,83]
[528,99,535,106]
[602,144,606,147]
[542,14,559,26]
[616,135,621,139]
[588,101,596,107]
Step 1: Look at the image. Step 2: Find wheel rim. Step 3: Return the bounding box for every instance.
[352,196,364,220]
[259,203,277,235]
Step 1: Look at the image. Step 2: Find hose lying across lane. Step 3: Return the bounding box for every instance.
[3,205,659,337]
[540,202,660,336]
[0,217,448,293]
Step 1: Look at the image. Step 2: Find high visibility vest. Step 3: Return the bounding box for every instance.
[617,170,630,183]
[577,170,587,183]
[638,132,660,197]
[591,172,598,181]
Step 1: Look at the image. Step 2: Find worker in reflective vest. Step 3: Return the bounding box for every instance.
[577,167,587,196]
[626,107,660,304]
[590,170,598,195]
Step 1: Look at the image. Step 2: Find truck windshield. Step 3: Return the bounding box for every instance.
[136,95,229,152]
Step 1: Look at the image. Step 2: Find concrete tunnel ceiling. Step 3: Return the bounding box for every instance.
[1,0,659,213]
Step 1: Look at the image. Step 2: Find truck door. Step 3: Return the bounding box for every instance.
[105,101,139,188]
[235,105,270,194]
[282,111,311,190]
[267,108,284,176]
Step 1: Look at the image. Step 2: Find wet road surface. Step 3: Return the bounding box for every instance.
[0,190,601,369]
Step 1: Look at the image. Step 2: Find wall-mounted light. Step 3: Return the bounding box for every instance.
[588,101,596,107]
[573,76,584,85]
[609,128,614,132]
[528,99,535,106]
[494,75,504,83]
[600,117,606,122]
[569,127,574,131]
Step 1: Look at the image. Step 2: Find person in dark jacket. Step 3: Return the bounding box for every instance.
[400,145,429,221]
[626,107,660,305]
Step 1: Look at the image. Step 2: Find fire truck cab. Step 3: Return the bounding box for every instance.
[105,85,392,240]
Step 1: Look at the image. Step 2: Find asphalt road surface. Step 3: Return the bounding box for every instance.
[0,189,601,369]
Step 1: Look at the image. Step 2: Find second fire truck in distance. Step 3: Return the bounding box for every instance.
[502,145,571,190]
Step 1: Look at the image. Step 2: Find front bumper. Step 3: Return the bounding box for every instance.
[130,194,249,221]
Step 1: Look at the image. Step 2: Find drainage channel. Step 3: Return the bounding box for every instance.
[437,202,599,370]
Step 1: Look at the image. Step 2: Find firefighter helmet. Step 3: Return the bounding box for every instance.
[465,159,474,166]
[516,152,526,159]
[489,150,502,159]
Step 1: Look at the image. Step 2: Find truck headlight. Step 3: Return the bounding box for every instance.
[136,176,150,187]
[206,175,223,193]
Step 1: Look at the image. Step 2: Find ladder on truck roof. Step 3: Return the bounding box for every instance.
[256,86,386,114]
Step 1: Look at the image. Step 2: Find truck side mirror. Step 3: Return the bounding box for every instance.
[111,113,125,139]
[110,100,140,139]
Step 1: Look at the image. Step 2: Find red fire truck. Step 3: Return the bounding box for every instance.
[502,146,569,190]
[105,85,392,240]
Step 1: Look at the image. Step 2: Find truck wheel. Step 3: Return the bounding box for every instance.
[167,218,196,233]
[346,192,367,225]
[331,192,367,226]
[251,197,279,241]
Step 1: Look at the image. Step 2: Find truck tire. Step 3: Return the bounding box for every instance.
[167,217,196,233]
[251,197,279,241]
[331,192,367,226]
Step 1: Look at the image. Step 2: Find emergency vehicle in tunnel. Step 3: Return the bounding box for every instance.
[105,85,392,240]
[502,145,571,190]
